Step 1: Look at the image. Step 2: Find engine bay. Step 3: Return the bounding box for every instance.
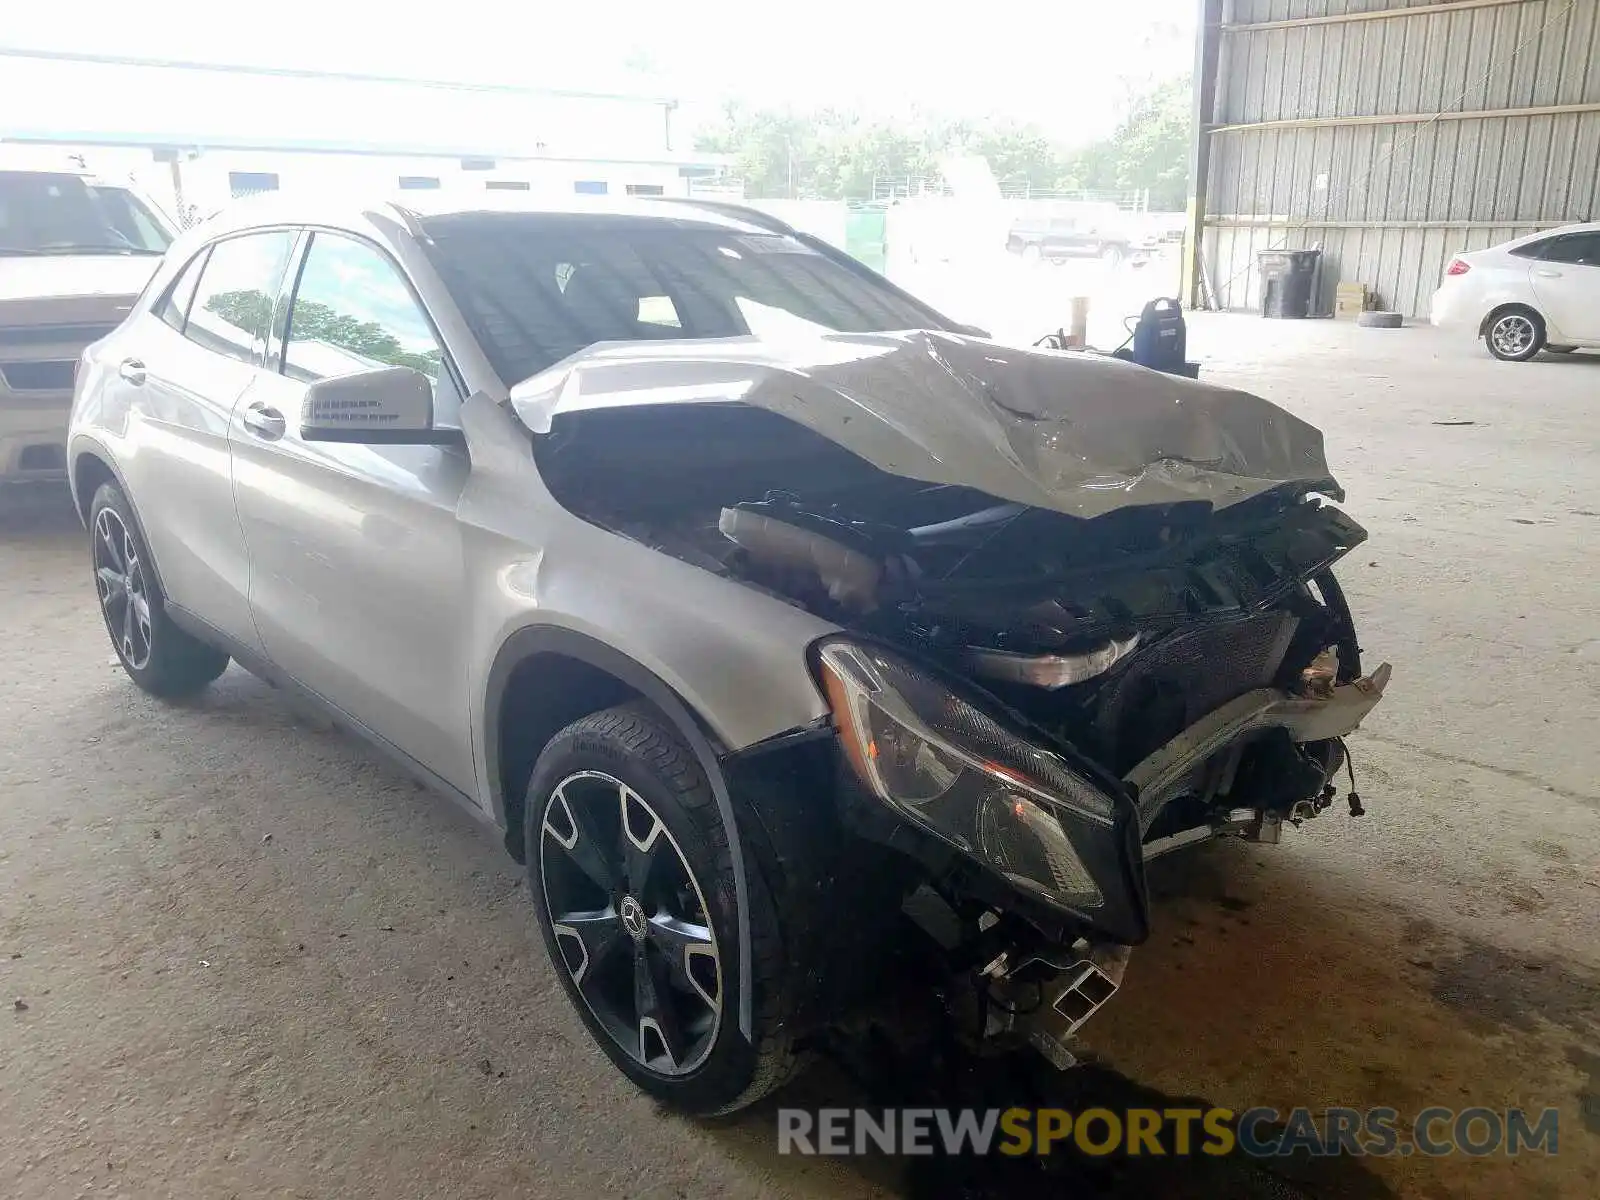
[534,400,1375,844]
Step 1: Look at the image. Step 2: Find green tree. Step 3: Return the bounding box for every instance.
[289,299,441,376]
[203,290,441,377]
[692,77,1192,208]
[202,288,274,336]
[1067,76,1192,209]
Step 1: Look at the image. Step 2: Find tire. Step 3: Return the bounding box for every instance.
[1357,309,1403,329]
[1101,244,1126,268]
[1020,243,1042,264]
[524,702,803,1115]
[1484,307,1545,361]
[88,482,229,697]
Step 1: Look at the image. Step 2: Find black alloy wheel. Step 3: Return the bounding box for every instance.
[538,769,723,1076]
[93,504,153,672]
[88,482,229,696]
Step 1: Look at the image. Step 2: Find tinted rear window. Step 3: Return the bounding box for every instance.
[419,213,945,384]
[1541,232,1600,266]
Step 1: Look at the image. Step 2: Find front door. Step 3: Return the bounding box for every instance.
[1530,231,1600,343]
[228,229,477,796]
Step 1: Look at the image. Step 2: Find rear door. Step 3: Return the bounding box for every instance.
[106,231,296,650]
[1529,232,1600,342]
[228,228,476,795]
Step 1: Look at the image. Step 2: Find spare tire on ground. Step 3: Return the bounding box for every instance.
[1357,310,1403,328]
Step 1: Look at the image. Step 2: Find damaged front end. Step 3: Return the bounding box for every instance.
[517,331,1391,1070]
[782,494,1389,1068]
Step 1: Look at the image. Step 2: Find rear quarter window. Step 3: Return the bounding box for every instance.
[154,249,210,332]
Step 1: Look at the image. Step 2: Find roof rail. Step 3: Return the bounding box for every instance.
[647,196,799,236]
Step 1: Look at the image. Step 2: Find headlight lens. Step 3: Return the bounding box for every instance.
[818,640,1118,909]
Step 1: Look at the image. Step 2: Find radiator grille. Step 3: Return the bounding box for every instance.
[1095,612,1299,771]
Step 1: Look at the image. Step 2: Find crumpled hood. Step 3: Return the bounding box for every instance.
[508,330,1339,519]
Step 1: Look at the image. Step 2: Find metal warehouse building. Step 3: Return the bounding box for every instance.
[1189,0,1600,317]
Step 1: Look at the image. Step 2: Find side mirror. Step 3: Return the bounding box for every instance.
[300,366,460,445]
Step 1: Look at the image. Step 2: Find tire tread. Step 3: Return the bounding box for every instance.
[533,701,804,1114]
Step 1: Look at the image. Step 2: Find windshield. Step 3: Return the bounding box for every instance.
[419,212,949,384]
[0,172,171,255]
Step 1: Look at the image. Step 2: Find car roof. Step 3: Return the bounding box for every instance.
[190,190,792,244]
[1502,220,1600,246]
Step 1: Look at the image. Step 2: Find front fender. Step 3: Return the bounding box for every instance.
[456,393,841,1045]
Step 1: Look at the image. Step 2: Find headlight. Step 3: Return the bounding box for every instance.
[817,639,1134,915]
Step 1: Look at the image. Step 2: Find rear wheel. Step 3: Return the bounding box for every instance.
[1020,243,1042,264]
[1484,307,1545,361]
[89,483,229,697]
[525,702,803,1114]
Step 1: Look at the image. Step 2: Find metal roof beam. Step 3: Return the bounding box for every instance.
[1221,0,1534,34]
[1204,216,1582,229]
[1211,100,1600,133]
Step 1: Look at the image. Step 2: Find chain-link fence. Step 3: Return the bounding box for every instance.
[871,176,1149,210]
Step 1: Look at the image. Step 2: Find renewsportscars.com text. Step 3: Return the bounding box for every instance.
[777,1106,1560,1158]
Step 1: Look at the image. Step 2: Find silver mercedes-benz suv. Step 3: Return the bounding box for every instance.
[1,168,172,488]
[69,193,1390,1114]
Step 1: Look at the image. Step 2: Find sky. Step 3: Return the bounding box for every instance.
[3,0,1195,146]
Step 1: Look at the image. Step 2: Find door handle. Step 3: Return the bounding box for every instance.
[117,358,146,385]
[242,402,287,441]
[1533,269,1563,278]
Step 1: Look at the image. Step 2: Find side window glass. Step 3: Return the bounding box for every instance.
[283,232,453,404]
[155,248,209,331]
[184,233,295,365]
[1543,233,1600,266]
[1509,238,1551,260]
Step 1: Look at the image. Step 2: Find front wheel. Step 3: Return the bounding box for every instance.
[89,483,229,697]
[524,702,803,1114]
[1484,308,1545,361]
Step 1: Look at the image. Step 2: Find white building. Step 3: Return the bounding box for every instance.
[0,48,728,223]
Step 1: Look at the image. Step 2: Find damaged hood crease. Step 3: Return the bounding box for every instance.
[509,330,1340,520]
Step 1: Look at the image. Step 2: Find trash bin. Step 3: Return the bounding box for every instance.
[1258,248,1321,319]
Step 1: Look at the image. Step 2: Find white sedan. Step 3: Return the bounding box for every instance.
[1430,222,1600,361]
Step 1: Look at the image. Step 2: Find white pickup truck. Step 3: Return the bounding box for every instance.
[1,167,174,489]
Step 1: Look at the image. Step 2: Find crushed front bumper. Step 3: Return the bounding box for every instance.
[1127,662,1393,848]
[987,662,1392,1067]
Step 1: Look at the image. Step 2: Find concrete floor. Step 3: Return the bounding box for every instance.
[2,315,1597,1199]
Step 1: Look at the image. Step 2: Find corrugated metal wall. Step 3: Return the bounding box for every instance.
[1204,0,1600,316]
